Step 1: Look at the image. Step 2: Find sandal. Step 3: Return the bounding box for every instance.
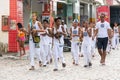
[39,61,42,67]
[29,66,35,70]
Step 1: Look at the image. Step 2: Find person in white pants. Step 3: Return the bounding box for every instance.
[47,36,53,64]
[40,20,52,67]
[81,21,92,67]
[90,22,96,57]
[106,28,113,54]
[28,13,45,70]
[52,17,66,71]
[70,19,80,65]
[112,22,120,50]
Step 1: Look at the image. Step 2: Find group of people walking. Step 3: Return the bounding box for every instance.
[16,13,120,71]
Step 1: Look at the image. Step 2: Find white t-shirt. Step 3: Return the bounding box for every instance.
[63,24,67,33]
[71,26,79,42]
[113,27,119,36]
[82,28,91,45]
[54,25,64,45]
[95,21,111,38]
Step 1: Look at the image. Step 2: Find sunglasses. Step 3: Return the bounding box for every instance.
[100,16,105,18]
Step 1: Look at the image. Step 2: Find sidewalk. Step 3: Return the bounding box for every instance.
[0,48,120,80]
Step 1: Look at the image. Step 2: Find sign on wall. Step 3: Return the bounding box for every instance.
[96,6,110,22]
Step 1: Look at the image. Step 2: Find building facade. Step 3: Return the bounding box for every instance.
[0,0,97,52]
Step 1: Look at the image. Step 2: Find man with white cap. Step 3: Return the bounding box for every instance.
[70,19,81,65]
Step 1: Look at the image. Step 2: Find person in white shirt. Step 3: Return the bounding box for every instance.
[112,22,120,50]
[93,13,111,65]
[40,20,52,67]
[70,19,81,65]
[52,17,66,71]
[28,13,45,70]
[81,21,92,67]
[61,20,68,34]
[89,22,96,57]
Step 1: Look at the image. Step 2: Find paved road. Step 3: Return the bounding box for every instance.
[0,48,120,80]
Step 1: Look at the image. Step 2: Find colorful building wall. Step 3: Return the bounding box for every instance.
[0,0,9,44]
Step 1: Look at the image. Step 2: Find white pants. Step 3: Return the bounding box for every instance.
[82,43,91,65]
[106,42,112,53]
[71,42,79,64]
[40,44,49,65]
[47,44,53,63]
[112,36,119,49]
[29,40,41,66]
[91,40,96,55]
[81,42,84,54]
[53,43,65,69]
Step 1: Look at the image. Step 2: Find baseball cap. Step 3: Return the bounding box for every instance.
[73,19,79,23]
[62,20,64,22]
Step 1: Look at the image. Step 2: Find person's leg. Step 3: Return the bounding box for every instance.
[102,37,108,64]
[116,36,119,49]
[45,45,49,65]
[80,43,84,57]
[29,40,35,70]
[49,44,53,63]
[53,44,59,71]
[58,44,66,67]
[92,40,96,56]
[87,45,92,66]
[74,42,79,65]
[18,41,22,57]
[106,43,109,54]
[21,41,26,56]
[83,44,88,67]
[112,36,115,49]
[35,43,42,67]
[41,45,47,66]
[46,45,50,63]
[71,42,75,64]
[97,38,103,63]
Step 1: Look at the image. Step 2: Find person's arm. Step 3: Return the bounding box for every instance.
[16,31,19,42]
[51,27,55,38]
[92,23,98,40]
[81,29,83,40]
[38,21,45,32]
[21,28,28,34]
[70,28,72,40]
[79,28,82,42]
[119,27,120,34]
[32,21,46,35]
[47,28,53,37]
[65,24,69,34]
[28,24,31,35]
[87,28,92,37]
[61,26,66,36]
[107,23,112,39]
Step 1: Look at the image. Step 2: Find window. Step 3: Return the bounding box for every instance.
[2,15,9,31]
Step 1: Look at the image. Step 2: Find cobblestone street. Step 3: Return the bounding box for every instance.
[0,48,120,80]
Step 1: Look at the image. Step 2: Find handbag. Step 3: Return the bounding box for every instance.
[30,22,40,43]
[32,35,40,43]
